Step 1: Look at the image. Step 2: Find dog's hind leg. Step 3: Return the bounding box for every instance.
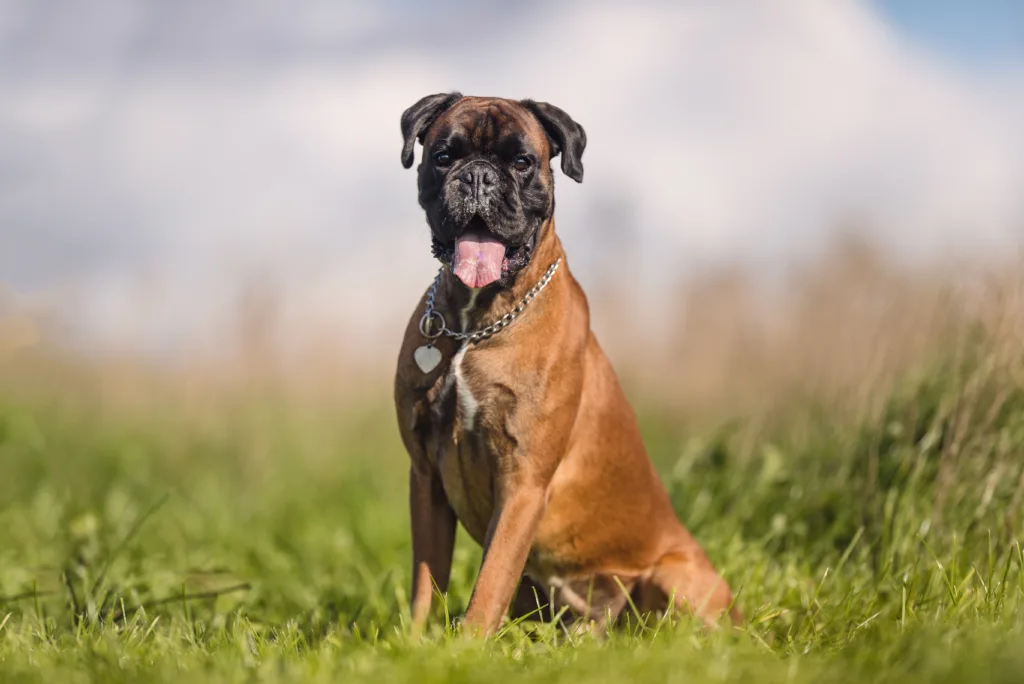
[635,546,742,626]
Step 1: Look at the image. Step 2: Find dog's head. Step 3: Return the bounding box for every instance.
[401,93,586,289]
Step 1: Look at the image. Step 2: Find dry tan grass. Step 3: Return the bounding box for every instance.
[594,238,1022,424]
[2,239,1023,427]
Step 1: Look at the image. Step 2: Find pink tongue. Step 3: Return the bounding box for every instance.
[453,230,505,288]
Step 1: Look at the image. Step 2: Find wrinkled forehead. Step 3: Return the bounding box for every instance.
[427,98,550,157]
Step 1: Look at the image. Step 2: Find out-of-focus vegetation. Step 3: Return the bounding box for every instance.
[2,244,1024,682]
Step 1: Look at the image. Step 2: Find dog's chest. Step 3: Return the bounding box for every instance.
[420,344,516,545]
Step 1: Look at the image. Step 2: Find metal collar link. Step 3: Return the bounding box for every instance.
[418,258,561,344]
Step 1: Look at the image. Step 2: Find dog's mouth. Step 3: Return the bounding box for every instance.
[431,217,534,288]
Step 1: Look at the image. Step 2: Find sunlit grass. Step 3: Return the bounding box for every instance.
[2,318,1024,681]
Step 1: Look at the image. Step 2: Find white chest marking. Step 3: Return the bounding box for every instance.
[452,346,478,430]
[459,289,479,332]
[453,289,480,431]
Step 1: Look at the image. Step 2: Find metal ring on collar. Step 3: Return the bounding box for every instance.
[419,311,446,339]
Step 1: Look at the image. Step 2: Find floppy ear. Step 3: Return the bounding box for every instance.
[521,99,587,183]
[400,92,463,169]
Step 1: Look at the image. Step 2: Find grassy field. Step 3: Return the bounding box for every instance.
[2,303,1024,681]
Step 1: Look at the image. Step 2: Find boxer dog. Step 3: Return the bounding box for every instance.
[394,93,739,636]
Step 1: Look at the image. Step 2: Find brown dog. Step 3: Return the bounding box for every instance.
[394,93,738,636]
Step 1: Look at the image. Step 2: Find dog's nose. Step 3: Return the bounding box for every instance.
[458,167,496,186]
[458,164,496,200]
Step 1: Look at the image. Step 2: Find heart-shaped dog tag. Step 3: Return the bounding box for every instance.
[414,344,442,373]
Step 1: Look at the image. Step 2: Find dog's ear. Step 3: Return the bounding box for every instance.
[401,92,463,169]
[521,99,586,183]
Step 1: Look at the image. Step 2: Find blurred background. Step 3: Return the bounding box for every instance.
[4,3,1024,666]
[1,0,1022,411]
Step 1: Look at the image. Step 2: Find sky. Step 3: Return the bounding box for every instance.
[875,0,1023,65]
[0,0,1022,360]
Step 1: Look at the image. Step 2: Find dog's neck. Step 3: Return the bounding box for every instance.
[437,218,564,338]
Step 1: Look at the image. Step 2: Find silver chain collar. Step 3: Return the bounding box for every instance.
[418,258,562,344]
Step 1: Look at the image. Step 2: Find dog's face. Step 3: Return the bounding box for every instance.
[401,93,586,288]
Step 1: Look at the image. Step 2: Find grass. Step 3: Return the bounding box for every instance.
[2,331,1024,682]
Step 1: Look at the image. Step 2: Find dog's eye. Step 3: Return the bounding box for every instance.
[434,152,452,167]
[514,156,531,172]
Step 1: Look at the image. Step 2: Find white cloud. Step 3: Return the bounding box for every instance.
[1,0,1021,358]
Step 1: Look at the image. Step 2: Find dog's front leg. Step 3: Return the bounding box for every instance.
[463,482,547,636]
[409,464,457,633]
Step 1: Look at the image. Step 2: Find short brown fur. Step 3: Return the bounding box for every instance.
[395,96,739,636]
